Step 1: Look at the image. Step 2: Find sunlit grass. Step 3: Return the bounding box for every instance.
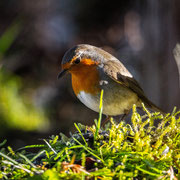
[0,92,179,179]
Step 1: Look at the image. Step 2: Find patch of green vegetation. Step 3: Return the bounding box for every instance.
[0,21,49,132]
[0,90,179,179]
[0,71,49,131]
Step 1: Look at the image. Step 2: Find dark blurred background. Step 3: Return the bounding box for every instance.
[0,0,180,149]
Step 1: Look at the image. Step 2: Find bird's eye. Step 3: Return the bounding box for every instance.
[74,58,81,64]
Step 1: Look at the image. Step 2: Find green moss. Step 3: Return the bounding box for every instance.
[0,105,179,179]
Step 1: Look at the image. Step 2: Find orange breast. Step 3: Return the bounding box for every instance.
[69,64,100,95]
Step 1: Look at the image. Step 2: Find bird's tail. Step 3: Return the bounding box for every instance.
[141,96,165,115]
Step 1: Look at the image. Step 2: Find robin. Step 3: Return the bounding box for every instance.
[58,44,163,118]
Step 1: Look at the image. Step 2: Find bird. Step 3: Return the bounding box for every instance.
[58,44,164,119]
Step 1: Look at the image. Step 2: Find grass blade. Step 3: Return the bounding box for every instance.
[94,89,104,141]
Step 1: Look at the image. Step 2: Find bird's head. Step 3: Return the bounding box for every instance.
[57,44,109,79]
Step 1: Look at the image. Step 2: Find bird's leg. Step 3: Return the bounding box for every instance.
[102,115,112,126]
[120,109,130,121]
[120,113,128,121]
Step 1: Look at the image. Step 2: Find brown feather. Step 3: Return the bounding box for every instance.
[103,60,164,114]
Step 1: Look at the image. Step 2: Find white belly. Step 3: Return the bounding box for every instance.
[77,88,139,116]
[77,91,100,113]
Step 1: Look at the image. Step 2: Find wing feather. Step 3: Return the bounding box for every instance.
[103,60,145,96]
[102,60,164,113]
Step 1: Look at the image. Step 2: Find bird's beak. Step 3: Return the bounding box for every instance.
[57,69,68,79]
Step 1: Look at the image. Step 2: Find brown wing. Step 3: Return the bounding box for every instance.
[103,60,145,96]
[103,60,164,113]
